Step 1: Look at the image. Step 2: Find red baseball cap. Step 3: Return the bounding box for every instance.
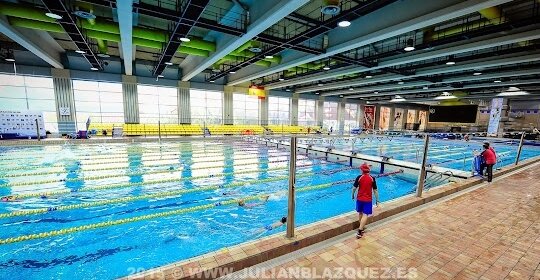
[360,163,371,173]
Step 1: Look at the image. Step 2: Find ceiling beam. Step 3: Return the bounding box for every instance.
[116,0,133,75]
[180,0,310,82]
[300,52,540,94]
[206,0,397,81]
[153,0,210,77]
[345,72,540,98]
[227,0,513,86]
[0,18,63,68]
[41,0,103,70]
[273,27,540,90]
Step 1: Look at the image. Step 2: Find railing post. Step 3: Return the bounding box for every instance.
[35,119,41,141]
[416,134,430,197]
[514,131,525,165]
[286,136,297,238]
[158,121,161,143]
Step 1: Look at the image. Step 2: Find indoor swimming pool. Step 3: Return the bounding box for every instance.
[0,140,420,280]
[306,136,540,171]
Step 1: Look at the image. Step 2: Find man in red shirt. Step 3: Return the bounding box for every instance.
[480,142,497,182]
[352,163,380,239]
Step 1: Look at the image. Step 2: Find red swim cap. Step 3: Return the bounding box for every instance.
[360,163,370,173]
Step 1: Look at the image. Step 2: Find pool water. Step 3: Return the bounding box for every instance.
[0,141,418,280]
[311,136,540,171]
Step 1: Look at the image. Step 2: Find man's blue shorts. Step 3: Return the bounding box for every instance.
[356,200,373,215]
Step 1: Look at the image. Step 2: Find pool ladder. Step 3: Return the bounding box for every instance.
[423,170,457,191]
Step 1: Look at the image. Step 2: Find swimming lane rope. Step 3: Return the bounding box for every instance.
[0,179,354,245]
[0,167,355,219]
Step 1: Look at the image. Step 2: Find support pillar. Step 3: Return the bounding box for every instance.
[388,107,396,130]
[52,68,77,134]
[260,96,268,126]
[403,108,409,130]
[374,104,381,130]
[178,81,191,124]
[122,75,139,124]
[223,86,233,125]
[316,96,324,127]
[338,99,345,134]
[291,93,299,126]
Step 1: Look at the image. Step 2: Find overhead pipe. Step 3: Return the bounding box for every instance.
[7,17,210,57]
[0,3,216,52]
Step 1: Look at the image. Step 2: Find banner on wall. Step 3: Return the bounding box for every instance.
[363,105,375,129]
[248,85,266,99]
[487,98,504,135]
[394,109,404,129]
[0,110,46,137]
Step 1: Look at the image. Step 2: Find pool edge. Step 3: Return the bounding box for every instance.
[120,156,540,280]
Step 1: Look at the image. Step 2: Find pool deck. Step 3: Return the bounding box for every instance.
[225,157,540,279]
[124,156,540,280]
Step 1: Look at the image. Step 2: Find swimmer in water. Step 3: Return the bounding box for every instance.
[1,195,16,202]
[253,217,287,236]
[238,195,270,208]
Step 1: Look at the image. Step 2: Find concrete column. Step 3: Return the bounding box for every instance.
[178,81,190,124]
[291,92,299,126]
[403,108,409,130]
[359,104,365,129]
[122,75,139,124]
[52,68,77,134]
[388,106,396,130]
[316,96,325,127]
[374,104,381,130]
[223,86,234,125]
[259,96,268,126]
[338,99,345,133]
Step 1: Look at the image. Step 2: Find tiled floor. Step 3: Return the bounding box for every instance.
[245,166,540,280]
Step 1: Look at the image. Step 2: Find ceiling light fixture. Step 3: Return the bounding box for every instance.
[4,52,15,62]
[285,88,291,92]
[434,92,457,100]
[390,95,406,102]
[339,95,344,97]
[157,74,164,78]
[365,75,372,78]
[473,72,482,76]
[209,80,215,83]
[179,37,191,42]
[265,55,274,59]
[446,55,456,65]
[45,12,62,20]
[318,83,323,86]
[494,80,502,83]
[315,92,320,95]
[404,38,415,52]
[422,86,429,90]
[75,50,86,54]
[278,77,285,81]
[165,61,173,66]
[497,87,529,97]
[337,20,351,27]
[229,71,236,74]
[349,87,354,91]
[398,81,404,85]
[90,67,99,71]
[97,53,110,58]
[323,65,331,71]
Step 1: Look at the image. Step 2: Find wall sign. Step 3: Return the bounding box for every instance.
[59,107,71,116]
